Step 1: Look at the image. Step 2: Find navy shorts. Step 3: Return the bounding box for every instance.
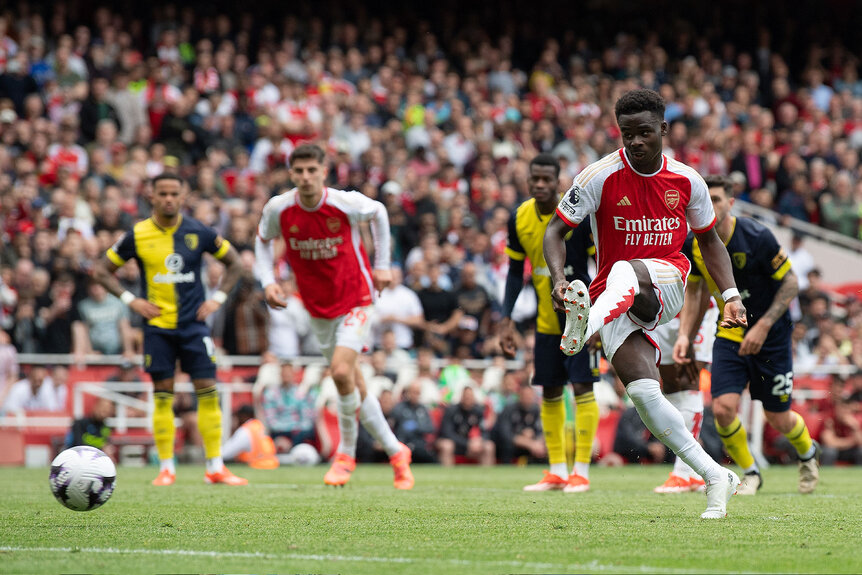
[711,336,794,413]
[533,332,600,387]
[143,322,217,381]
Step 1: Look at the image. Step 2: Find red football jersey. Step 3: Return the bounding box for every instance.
[258,187,390,319]
[555,149,716,300]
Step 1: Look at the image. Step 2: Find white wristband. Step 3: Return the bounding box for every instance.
[120,291,136,305]
[212,290,228,304]
[721,288,740,302]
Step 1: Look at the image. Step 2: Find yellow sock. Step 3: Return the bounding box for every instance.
[784,412,814,458]
[715,415,756,470]
[152,391,176,461]
[196,386,223,459]
[574,391,599,467]
[541,395,566,471]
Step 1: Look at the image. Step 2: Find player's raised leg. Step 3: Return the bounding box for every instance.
[562,261,640,356]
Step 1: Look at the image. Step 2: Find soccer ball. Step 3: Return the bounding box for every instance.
[286,443,321,466]
[49,446,117,511]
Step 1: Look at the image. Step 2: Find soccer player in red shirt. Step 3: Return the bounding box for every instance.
[254,144,413,489]
[544,89,748,518]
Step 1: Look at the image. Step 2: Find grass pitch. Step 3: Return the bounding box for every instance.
[1,463,860,574]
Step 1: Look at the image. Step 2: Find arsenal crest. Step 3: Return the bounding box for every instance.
[732,252,747,269]
[664,189,680,210]
[326,217,341,233]
[184,233,199,250]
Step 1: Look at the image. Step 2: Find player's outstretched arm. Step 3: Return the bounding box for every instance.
[739,269,798,356]
[499,258,526,358]
[694,227,747,329]
[543,214,571,313]
[91,255,161,319]
[197,244,243,321]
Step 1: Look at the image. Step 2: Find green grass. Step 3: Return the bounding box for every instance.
[1,464,860,574]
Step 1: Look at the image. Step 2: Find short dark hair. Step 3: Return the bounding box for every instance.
[703,175,732,195]
[289,143,326,165]
[614,89,666,121]
[529,153,561,177]
[151,173,185,187]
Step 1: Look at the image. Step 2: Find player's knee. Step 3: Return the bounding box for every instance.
[711,397,736,426]
[543,385,565,399]
[570,382,593,396]
[625,378,662,407]
[330,362,353,385]
[764,410,795,434]
[437,438,454,454]
[608,260,636,285]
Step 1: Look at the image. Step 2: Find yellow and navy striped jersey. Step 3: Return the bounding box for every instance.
[107,215,231,330]
[683,217,793,343]
[506,197,594,335]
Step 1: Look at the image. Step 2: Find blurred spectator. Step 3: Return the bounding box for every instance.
[820,398,862,466]
[0,329,18,408]
[79,75,120,143]
[34,273,77,354]
[391,381,438,463]
[819,171,860,238]
[436,384,495,466]
[788,234,815,291]
[2,364,65,413]
[492,383,545,464]
[453,261,493,358]
[372,266,425,350]
[612,405,673,464]
[221,254,268,356]
[264,273,313,361]
[72,279,134,362]
[416,263,463,356]
[261,362,317,452]
[64,396,114,456]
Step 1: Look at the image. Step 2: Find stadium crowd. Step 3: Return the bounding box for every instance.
[0,1,861,467]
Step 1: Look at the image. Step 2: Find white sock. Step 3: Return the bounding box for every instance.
[160,459,176,474]
[336,389,360,458]
[206,456,224,473]
[550,463,569,478]
[627,378,721,484]
[574,461,590,480]
[586,261,639,339]
[666,390,704,480]
[359,392,401,457]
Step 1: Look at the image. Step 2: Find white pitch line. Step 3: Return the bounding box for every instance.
[0,546,759,574]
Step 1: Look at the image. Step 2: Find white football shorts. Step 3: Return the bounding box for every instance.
[309,305,375,361]
[600,259,685,363]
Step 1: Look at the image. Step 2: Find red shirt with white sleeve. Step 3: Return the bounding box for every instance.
[257,188,391,319]
[555,149,716,301]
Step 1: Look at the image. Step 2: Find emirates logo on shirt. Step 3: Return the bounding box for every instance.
[664,189,680,210]
[326,217,341,233]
